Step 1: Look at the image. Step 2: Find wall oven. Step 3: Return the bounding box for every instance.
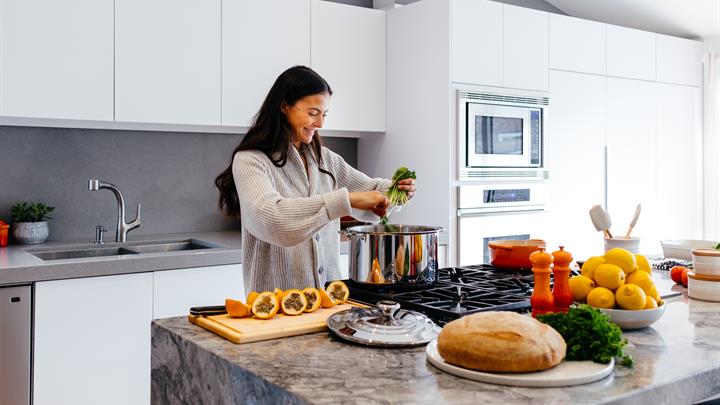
[458,88,549,180]
[457,183,549,266]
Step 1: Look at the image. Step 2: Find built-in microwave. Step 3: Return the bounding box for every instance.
[458,88,549,180]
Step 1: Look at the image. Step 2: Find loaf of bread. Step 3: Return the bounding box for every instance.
[437,311,566,372]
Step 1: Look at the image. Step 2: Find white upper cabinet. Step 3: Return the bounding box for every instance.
[222,0,310,127]
[549,14,606,75]
[607,25,656,81]
[451,0,503,87]
[0,0,113,120]
[311,1,385,132]
[115,0,221,125]
[656,34,702,86]
[153,264,244,319]
[503,4,548,91]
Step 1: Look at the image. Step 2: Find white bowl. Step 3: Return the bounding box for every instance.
[661,240,718,260]
[598,303,666,330]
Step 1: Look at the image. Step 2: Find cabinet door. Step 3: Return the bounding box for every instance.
[656,35,702,86]
[503,4,548,91]
[548,14,606,75]
[655,83,702,240]
[0,0,113,120]
[450,0,503,87]
[311,1,385,132]
[606,77,659,253]
[222,0,310,127]
[547,70,606,259]
[607,25,656,81]
[34,273,153,405]
[153,264,244,319]
[115,0,221,125]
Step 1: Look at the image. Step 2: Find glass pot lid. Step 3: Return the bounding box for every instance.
[327,300,441,347]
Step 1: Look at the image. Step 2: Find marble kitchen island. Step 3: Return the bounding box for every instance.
[151,287,720,405]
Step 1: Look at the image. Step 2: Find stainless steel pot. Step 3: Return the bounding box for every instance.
[341,225,444,286]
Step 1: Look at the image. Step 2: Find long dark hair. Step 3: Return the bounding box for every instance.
[215,65,335,218]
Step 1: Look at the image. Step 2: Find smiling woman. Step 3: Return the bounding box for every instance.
[214,66,416,292]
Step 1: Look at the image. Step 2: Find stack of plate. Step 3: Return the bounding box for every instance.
[689,249,720,302]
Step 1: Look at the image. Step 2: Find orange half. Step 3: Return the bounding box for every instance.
[326,281,350,304]
[318,287,337,308]
[302,287,322,313]
[225,298,250,318]
[251,292,280,319]
[280,289,308,315]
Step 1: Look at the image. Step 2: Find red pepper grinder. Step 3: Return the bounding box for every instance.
[552,246,574,313]
[530,247,554,317]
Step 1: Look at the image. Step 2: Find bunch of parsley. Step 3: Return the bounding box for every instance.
[537,304,633,367]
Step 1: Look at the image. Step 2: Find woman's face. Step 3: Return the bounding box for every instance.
[283,92,330,147]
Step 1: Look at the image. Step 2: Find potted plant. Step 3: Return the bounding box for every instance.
[11,202,55,244]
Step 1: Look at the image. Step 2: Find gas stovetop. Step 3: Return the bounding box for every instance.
[345,265,542,326]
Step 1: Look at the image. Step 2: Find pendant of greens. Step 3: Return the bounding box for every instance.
[382,167,416,232]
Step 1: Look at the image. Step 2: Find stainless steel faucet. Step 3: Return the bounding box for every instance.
[88,180,141,242]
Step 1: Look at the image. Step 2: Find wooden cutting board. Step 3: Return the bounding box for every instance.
[189,303,358,344]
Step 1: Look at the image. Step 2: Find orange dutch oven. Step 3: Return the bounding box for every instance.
[487,239,546,269]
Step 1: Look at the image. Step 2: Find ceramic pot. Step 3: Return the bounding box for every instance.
[13,221,49,244]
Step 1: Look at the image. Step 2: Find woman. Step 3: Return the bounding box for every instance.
[215,66,415,293]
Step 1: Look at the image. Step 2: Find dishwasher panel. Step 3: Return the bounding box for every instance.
[0,285,31,405]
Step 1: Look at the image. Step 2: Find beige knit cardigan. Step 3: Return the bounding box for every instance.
[232,143,391,293]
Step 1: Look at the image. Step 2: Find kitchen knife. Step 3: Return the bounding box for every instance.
[190,305,227,316]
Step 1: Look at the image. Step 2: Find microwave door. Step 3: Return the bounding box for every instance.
[466,103,531,167]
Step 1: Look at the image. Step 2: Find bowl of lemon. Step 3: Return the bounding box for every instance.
[569,248,666,330]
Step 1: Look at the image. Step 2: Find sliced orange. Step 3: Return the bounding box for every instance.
[250,292,280,319]
[326,281,350,304]
[273,288,285,301]
[302,287,322,313]
[280,289,308,315]
[225,298,250,318]
[318,287,337,308]
[246,291,259,306]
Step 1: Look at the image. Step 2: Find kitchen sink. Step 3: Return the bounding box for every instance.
[31,247,139,261]
[29,239,220,261]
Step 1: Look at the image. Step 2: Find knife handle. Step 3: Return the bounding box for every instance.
[189,305,227,316]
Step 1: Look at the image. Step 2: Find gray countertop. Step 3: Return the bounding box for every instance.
[150,274,720,405]
[0,231,244,286]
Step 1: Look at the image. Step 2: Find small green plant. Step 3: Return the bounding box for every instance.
[10,202,55,223]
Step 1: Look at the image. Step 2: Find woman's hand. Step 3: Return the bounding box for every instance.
[396,178,416,201]
[349,191,389,217]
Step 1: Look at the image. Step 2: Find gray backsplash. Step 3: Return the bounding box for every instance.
[0,126,357,242]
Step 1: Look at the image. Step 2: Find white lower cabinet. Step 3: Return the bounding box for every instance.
[33,264,244,405]
[33,273,154,405]
[153,264,244,319]
[338,253,350,280]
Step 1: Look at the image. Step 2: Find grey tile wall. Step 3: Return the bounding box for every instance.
[0,126,357,242]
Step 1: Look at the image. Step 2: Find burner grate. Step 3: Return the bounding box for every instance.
[344,265,536,325]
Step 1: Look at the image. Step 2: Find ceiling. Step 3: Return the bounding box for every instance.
[545,0,720,40]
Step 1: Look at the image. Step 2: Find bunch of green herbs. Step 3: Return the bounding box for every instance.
[381,167,416,231]
[536,304,633,367]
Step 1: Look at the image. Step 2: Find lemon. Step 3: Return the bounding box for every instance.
[581,256,606,281]
[644,296,658,309]
[647,285,660,301]
[587,287,616,309]
[626,271,656,297]
[605,248,637,274]
[636,254,652,274]
[594,263,626,290]
[569,275,596,302]
[615,284,647,310]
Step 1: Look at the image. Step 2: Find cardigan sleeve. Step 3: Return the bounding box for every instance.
[323,147,393,222]
[233,152,352,247]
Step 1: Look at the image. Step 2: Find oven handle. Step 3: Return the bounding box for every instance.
[457,207,546,217]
